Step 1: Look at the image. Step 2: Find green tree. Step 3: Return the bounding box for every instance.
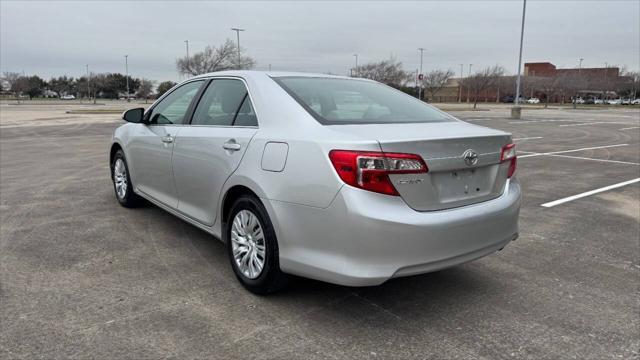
[49,76,74,97]
[23,75,46,99]
[156,81,176,97]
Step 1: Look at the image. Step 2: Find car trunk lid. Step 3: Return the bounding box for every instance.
[328,121,513,211]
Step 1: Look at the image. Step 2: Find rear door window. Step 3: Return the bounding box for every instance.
[191,79,257,127]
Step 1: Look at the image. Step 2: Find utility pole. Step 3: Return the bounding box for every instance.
[467,64,473,104]
[86,64,90,102]
[125,55,130,102]
[231,28,245,70]
[184,40,190,76]
[353,54,358,77]
[512,0,527,118]
[579,58,583,74]
[459,63,464,103]
[418,48,425,101]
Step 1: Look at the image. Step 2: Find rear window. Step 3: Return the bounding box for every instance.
[273,76,453,125]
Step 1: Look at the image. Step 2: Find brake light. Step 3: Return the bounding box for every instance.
[329,150,428,196]
[500,143,517,178]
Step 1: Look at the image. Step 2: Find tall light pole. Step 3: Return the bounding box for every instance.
[418,48,425,100]
[512,0,527,118]
[86,64,90,102]
[579,58,583,74]
[124,55,130,102]
[353,54,358,77]
[184,40,190,76]
[459,63,464,103]
[467,63,473,104]
[231,28,245,70]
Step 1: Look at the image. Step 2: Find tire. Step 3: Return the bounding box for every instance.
[226,194,288,294]
[111,149,142,208]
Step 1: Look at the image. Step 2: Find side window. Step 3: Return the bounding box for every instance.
[191,79,257,126]
[148,80,203,125]
[234,95,258,127]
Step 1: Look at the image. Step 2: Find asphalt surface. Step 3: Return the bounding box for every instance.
[1,103,639,359]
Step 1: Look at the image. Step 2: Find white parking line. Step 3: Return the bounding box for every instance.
[510,119,578,124]
[559,122,636,127]
[541,178,640,208]
[518,144,629,158]
[546,154,640,166]
[619,126,640,131]
[513,136,543,141]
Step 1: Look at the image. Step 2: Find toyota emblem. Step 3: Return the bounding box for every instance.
[463,149,478,166]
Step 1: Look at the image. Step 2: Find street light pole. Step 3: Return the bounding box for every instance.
[513,0,527,115]
[418,48,425,101]
[184,40,190,76]
[231,28,245,70]
[467,63,473,104]
[459,63,463,103]
[86,64,90,102]
[353,54,358,77]
[125,55,130,102]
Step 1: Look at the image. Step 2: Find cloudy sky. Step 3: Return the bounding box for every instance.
[1,0,638,82]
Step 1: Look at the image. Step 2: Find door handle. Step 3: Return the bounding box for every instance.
[161,134,174,144]
[223,140,241,151]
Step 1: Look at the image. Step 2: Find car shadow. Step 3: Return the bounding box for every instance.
[130,199,505,321]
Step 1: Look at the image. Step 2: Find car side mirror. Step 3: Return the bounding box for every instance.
[122,108,145,123]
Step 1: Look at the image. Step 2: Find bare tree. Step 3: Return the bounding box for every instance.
[176,39,255,76]
[136,78,156,103]
[2,72,26,103]
[422,69,454,102]
[537,75,562,108]
[460,65,505,109]
[356,57,412,87]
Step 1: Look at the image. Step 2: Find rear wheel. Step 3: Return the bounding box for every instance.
[226,195,288,294]
[111,149,142,208]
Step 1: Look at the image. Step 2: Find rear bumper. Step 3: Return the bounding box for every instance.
[265,178,521,286]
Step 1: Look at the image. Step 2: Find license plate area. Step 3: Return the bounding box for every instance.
[433,167,494,202]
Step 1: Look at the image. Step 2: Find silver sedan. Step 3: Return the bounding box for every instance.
[110,71,521,294]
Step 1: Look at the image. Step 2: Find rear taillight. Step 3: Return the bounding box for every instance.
[329,150,428,196]
[500,143,517,178]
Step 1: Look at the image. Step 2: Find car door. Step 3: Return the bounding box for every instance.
[127,80,205,208]
[172,78,258,225]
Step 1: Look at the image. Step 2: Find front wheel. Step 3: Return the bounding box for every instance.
[226,195,288,294]
[111,149,142,208]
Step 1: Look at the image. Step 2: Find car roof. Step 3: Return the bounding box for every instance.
[191,70,373,82]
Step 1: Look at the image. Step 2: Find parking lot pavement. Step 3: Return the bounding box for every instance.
[1,104,638,359]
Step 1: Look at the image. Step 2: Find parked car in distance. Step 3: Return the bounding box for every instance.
[110,71,521,294]
[502,95,525,103]
[574,97,585,104]
[631,98,640,105]
[60,94,75,100]
[594,99,604,105]
[526,97,540,104]
[621,98,631,105]
[607,99,622,105]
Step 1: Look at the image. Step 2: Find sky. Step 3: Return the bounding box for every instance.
[1,0,639,83]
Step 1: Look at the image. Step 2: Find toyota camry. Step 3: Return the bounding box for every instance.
[110,71,521,294]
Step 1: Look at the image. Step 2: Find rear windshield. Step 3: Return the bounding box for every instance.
[273,76,453,125]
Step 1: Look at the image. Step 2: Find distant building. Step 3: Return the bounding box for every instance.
[524,62,620,79]
[432,61,631,103]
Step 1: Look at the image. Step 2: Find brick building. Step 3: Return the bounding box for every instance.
[524,62,620,79]
[432,61,630,103]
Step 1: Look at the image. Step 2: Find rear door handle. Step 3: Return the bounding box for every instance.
[223,141,242,151]
[161,134,174,143]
